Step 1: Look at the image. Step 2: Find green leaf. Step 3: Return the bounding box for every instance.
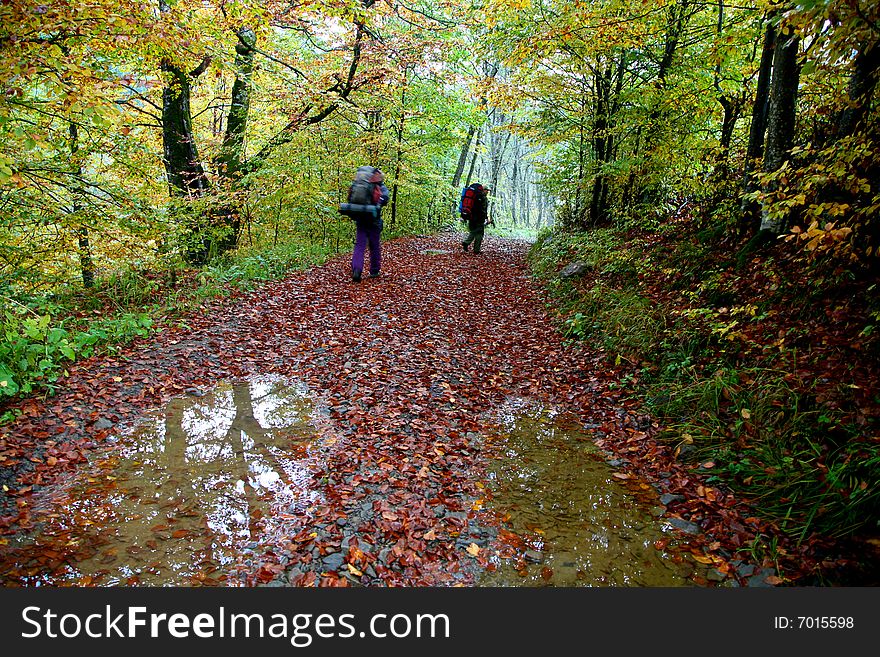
[47,327,67,344]
[0,365,19,396]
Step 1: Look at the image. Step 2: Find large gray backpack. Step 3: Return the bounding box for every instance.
[349,166,375,203]
[340,166,378,220]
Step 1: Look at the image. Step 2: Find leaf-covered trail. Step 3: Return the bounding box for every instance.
[0,234,770,586]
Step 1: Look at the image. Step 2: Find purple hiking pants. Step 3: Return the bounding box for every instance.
[351,222,382,276]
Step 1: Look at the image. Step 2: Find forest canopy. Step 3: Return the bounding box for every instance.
[2,0,878,287]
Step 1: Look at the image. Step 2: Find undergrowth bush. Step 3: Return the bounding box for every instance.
[0,306,152,400]
[529,223,880,544]
[203,241,329,292]
[563,284,664,361]
[0,238,333,410]
[654,366,879,540]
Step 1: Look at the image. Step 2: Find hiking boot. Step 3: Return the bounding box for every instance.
[369,271,381,279]
[462,241,469,252]
[351,270,362,283]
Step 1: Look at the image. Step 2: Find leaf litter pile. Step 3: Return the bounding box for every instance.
[0,234,808,586]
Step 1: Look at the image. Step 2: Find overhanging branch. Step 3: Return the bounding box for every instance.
[242,22,367,175]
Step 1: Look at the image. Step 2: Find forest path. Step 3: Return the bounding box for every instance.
[0,233,745,586]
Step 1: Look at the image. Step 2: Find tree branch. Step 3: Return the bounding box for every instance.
[243,22,367,172]
[189,55,212,78]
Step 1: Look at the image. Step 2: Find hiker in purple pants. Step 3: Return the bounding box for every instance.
[348,166,390,282]
[352,222,383,279]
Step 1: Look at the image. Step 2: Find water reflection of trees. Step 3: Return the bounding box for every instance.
[76,378,312,585]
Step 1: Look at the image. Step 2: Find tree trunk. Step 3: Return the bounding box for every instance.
[536,191,543,229]
[489,121,511,224]
[161,60,209,200]
[212,27,257,254]
[464,127,482,188]
[621,125,642,212]
[575,88,587,228]
[836,41,880,138]
[589,70,608,227]
[510,140,519,226]
[217,28,256,180]
[390,75,408,229]
[637,1,692,208]
[452,126,476,190]
[589,62,612,227]
[68,122,94,288]
[161,55,212,264]
[759,28,800,234]
[450,126,475,217]
[834,40,880,257]
[712,1,743,177]
[740,19,776,236]
[589,53,625,227]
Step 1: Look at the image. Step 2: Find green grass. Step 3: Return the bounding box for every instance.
[487,223,540,241]
[563,284,664,361]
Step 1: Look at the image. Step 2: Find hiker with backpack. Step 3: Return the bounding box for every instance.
[339,165,390,282]
[459,183,492,254]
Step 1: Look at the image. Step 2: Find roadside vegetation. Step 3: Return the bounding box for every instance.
[529,215,880,576]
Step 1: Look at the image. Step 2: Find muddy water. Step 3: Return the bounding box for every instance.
[478,403,706,586]
[15,376,321,586]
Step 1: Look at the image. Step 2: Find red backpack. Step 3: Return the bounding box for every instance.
[459,183,482,220]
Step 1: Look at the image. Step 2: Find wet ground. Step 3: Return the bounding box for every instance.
[3,378,708,587]
[3,377,327,586]
[1,235,763,587]
[478,401,707,586]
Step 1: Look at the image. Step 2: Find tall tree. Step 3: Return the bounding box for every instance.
[156,0,378,263]
[741,17,777,236]
[759,26,801,234]
[589,53,625,227]
[835,41,880,138]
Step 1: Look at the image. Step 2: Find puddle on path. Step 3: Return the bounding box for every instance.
[478,403,708,586]
[7,376,323,586]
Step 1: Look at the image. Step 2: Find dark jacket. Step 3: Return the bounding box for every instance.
[374,183,390,214]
